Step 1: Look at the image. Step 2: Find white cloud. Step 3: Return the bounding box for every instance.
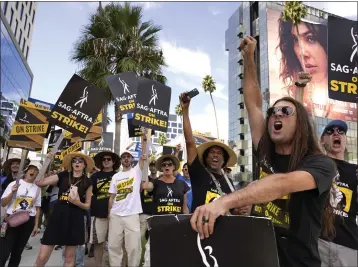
[208,6,222,16]
[160,40,211,78]
[190,104,228,141]
[304,2,357,20]
[139,2,162,10]
[215,67,227,81]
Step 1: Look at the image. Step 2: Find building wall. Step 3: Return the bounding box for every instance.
[0,11,33,138]
[1,1,37,60]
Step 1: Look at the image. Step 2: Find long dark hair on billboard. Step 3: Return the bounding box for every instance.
[258,96,336,239]
[277,17,327,87]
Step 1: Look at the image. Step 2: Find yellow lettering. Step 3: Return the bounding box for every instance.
[134,114,167,128]
[11,124,48,136]
[330,80,357,94]
[50,112,89,133]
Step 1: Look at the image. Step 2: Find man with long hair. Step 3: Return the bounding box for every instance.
[190,36,336,267]
[319,120,357,267]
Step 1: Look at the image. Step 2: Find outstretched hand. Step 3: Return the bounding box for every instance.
[297,72,312,86]
[179,92,191,110]
[239,36,257,59]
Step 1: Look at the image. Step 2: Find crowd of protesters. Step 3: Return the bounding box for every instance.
[0,36,357,267]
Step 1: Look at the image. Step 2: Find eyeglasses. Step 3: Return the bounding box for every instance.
[103,157,112,162]
[72,158,84,164]
[267,106,295,117]
[324,127,346,135]
[161,162,173,167]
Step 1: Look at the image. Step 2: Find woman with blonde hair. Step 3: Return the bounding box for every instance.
[34,152,94,267]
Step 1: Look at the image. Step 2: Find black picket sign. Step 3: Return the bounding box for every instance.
[328,16,358,103]
[132,77,171,132]
[163,145,183,161]
[127,118,155,138]
[49,74,107,138]
[148,215,279,267]
[89,132,114,153]
[106,72,138,115]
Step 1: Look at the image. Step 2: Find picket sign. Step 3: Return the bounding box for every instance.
[35,131,65,181]
[141,128,152,183]
[15,149,29,185]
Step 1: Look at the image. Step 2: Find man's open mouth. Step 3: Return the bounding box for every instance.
[333,138,341,147]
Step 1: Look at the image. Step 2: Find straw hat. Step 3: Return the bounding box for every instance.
[94,151,120,171]
[197,141,237,168]
[62,152,95,173]
[155,155,180,172]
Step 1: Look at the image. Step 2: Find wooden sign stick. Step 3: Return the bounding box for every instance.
[15,149,29,185]
[141,128,152,183]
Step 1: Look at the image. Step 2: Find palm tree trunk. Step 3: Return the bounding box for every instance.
[210,93,220,139]
[101,104,108,133]
[114,103,122,156]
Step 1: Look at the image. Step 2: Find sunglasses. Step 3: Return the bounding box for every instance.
[182,168,188,171]
[161,162,173,168]
[103,157,112,162]
[324,127,346,135]
[267,106,295,117]
[72,158,84,164]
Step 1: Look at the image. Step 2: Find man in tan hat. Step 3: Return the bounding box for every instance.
[179,93,237,214]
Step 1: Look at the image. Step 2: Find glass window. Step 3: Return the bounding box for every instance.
[178,123,182,128]
[20,4,24,20]
[16,2,19,9]
[171,134,176,139]
[14,20,18,36]
[32,10,35,23]
[29,2,33,13]
[27,24,31,38]
[26,46,29,59]
[22,38,25,52]
[19,29,22,44]
[171,122,177,128]
[24,15,28,30]
[3,2,8,13]
[10,8,14,25]
[173,128,177,133]
[178,129,183,134]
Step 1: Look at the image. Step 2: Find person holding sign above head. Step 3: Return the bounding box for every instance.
[89,151,120,267]
[190,36,337,267]
[142,154,190,266]
[107,134,147,267]
[1,162,42,267]
[34,152,93,267]
[179,93,238,214]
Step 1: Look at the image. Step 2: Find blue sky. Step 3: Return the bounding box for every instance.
[27,1,357,142]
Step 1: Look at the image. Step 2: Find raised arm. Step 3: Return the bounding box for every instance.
[35,174,59,187]
[179,93,197,165]
[139,132,148,170]
[240,36,265,149]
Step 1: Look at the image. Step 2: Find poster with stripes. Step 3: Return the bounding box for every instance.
[47,130,82,163]
[68,112,102,142]
[8,99,51,151]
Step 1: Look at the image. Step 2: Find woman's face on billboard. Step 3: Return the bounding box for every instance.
[291,23,328,83]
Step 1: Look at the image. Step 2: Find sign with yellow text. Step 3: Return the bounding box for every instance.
[127,117,155,138]
[328,16,358,104]
[49,74,107,138]
[68,113,102,142]
[8,99,50,151]
[132,78,171,132]
[106,72,138,114]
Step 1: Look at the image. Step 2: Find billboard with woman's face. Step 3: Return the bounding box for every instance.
[267,9,357,122]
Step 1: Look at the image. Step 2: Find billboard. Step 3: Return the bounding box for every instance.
[267,9,357,122]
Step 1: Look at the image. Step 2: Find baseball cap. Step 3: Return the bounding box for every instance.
[120,150,135,158]
[321,120,348,136]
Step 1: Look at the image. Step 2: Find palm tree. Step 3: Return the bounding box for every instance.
[202,75,219,139]
[175,103,183,124]
[71,2,167,155]
[158,132,168,146]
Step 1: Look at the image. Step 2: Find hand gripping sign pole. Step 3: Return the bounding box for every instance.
[35,131,65,181]
[141,127,152,183]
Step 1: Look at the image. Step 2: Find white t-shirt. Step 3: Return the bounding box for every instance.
[1,179,41,217]
[109,164,143,216]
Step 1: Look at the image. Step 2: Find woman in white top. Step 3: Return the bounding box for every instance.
[0,162,42,267]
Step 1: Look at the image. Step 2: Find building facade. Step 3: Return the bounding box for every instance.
[1,1,37,60]
[1,8,34,139]
[226,2,358,182]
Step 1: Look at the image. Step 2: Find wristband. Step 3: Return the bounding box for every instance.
[295,81,306,87]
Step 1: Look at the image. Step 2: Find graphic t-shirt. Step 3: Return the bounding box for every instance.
[322,159,357,250]
[1,179,41,216]
[57,171,92,208]
[152,178,190,215]
[90,170,117,218]
[252,150,336,267]
[109,165,143,216]
[176,174,192,212]
[188,156,234,213]
[141,176,156,215]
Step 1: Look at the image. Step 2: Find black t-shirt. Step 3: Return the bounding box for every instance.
[141,176,155,215]
[252,151,336,267]
[152,178,190,215]
[322,159,357,249]
[57,171,92,209]
[90,170,116,218]
[188,156,235,213]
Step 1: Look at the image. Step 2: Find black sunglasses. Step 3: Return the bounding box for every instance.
[267,106,295,117]
[72,158,84,164]
[161,162,173,167]
[102,157,112,162]
[324,127,346,135]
